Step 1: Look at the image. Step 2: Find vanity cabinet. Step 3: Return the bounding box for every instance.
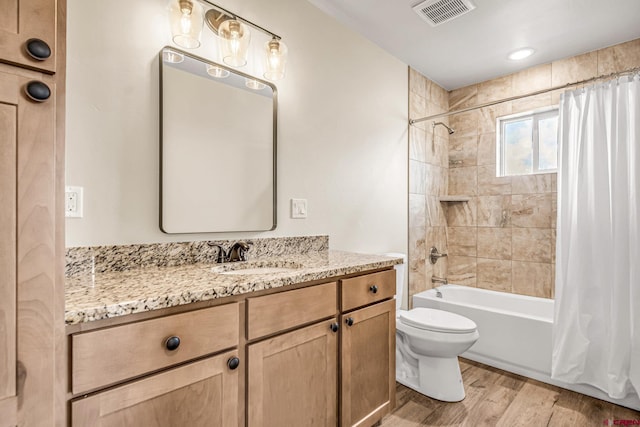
[340,299,395,427]
[0,0,58,73]
[340,270,396,427]
[71,349,240,427]
[70,303,241,427]
[67,268,396,427]
[247,320,339,427]
[246,282,339,426]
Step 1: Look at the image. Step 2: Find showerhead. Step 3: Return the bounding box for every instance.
[433,121,455,135]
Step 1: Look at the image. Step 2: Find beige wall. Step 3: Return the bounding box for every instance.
[65,0,408,257]
[409,38,640,301]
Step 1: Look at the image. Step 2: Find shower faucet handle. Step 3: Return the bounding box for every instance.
[429,247,448,265]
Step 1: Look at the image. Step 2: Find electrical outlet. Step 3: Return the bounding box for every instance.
[291,198,307,219]
[65,186,83,218]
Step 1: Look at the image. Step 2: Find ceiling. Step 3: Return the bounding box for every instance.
[308,0,640,90]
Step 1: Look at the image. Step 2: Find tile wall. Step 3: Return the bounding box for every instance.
[408,69,450,302]
[408,38,640,302]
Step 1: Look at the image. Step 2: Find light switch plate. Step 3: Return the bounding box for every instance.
[291,198,307,219]
[65,186,84,218]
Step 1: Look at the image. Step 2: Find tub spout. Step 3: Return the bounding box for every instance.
[431,276,448,285]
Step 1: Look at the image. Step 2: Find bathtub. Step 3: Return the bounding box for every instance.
[413,285,640,411]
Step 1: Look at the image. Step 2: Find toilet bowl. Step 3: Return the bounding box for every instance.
[385,253,479,402]
[396,308,479,401]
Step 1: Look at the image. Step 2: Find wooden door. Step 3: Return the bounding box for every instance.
[341,299,395,427]
[71,350,240,427]
[0,0,57,73]
[0,66,57,426]
[247,319,339,427]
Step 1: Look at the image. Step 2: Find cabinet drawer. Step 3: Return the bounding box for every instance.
[72,303,239,395]
[71,349,239,427]
[341,270,395,312]
[247,282,337,340]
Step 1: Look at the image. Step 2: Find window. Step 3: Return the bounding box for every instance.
[497,107,558,176]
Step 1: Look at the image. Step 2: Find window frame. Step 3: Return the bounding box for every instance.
[496,106,559,177]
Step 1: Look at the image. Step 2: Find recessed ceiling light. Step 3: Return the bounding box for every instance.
[508,48,535,61]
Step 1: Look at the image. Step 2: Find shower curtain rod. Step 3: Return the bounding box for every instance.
[409,66,640,125]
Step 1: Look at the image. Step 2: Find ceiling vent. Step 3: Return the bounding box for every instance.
[412,0,476,27]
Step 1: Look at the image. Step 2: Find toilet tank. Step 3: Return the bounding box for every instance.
[384,253,406,311]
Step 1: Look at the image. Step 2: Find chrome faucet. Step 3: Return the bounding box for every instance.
[208,241,252,263]
[431,276,447,298]
[431,276,447,285]
[228,241,251,262]
[209,244,228,263]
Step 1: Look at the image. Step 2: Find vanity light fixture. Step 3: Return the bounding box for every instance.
[169,0,204,49]
[264,38,288,81]
[508,47,535,61]
[217,18,251,67]
[169,0,288,81]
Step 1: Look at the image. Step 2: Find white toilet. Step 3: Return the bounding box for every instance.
[388,254,479,402]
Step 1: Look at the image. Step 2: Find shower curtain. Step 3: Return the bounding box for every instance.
[552,73,640,399]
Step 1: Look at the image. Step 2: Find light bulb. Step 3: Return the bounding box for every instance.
[218,19,250,67]
[263,38,287,81]
[169,0,203,49]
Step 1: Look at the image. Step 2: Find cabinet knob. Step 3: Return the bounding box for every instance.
[25,38,51,61]
[369,285,378,294]
[345,317,354,327]
[24,81,51,102]
[330,322,339,333]
[227,356,240,370]
[165,336,181,351]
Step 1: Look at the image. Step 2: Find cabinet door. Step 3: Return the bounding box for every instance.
[0,67,56,425]
[71,350,240,427]
[248,320,338,427]
[0,0,57,73]
[341,299,395,427]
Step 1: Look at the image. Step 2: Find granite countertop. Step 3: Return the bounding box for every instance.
[65,250,403,325]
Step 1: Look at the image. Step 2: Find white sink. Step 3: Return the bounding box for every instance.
[211,261,303,275]
[219,267,298,275]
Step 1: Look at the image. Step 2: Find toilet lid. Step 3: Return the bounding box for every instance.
[400,308,477,333]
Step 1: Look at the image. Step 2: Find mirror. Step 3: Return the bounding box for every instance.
[160,47,276,233]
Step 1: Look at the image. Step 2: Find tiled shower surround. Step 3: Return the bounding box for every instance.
[408,38,640,303]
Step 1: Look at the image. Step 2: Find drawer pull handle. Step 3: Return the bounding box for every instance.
[25,38,51,61]
[330,322,339,333]
[345,317,354,327]
[165,336,181,351]
[25,81,51,102]
[227,356,240,370]
[369,285,378,294]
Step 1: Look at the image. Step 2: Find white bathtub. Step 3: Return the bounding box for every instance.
[413,285,640,411]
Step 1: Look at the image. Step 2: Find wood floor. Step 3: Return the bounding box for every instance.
[380,358,640,426]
